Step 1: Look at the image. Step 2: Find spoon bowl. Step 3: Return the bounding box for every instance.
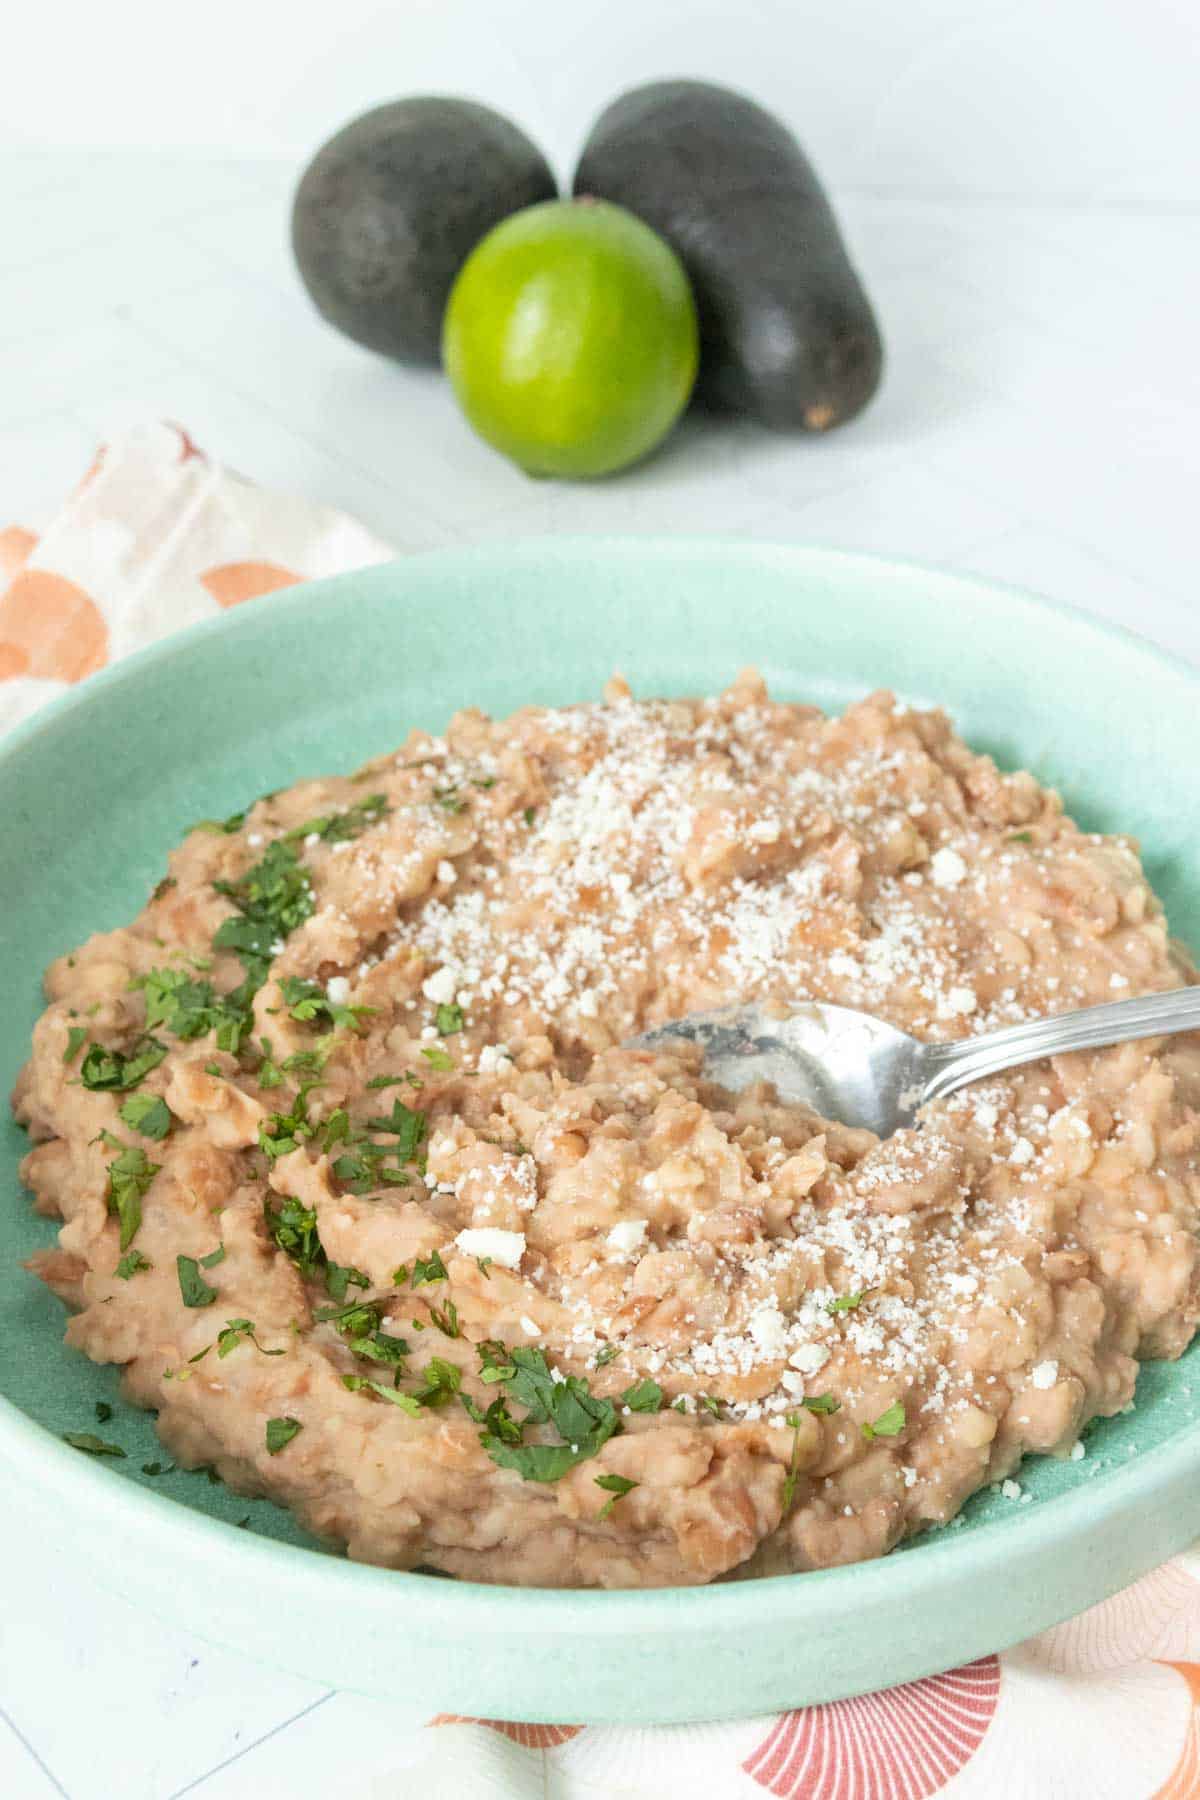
[632,988,1200,1136]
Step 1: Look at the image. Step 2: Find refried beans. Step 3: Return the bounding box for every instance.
[13,673,1200,1588]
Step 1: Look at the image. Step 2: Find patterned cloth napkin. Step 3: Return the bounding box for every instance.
[5,423,1199,1800]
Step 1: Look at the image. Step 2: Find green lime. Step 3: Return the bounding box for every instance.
[442,198,699,479]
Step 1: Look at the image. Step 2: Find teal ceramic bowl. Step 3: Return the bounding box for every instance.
[3,539,1199,1725]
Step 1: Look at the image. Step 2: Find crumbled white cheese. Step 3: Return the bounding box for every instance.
[1001,1478,1022,1500]
[747,1305,788,1359]
[578,990,599,1018]
[941,984,978,1017]
[1069,1440,1086,1461]
[1010,1137,1036,1167]
[930,847,967,888]
[454,1227,525,1269]
[973,1101,998,1130]
[477,1044,514,1074]
[607,1219,647,1254]
[519,1315,540,1337]
[422,966,459,1005]
[780,1371,808,1397]
[325,976,351,1006]
[1031,1359,1058,1389]
[747,818,781,845]
[436,860,458,885]
[788,1343,830,1377]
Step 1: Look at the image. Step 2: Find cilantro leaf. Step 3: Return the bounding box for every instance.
[116,1250,151,1279]
[802,1393,841,1415]
[342,1376,423,1415]
[827,1290,869,1315]
[176,1254,219,1308]
[420,1045,453,1072]
[265,1194,322,1276]
[782,1413,807,1512]
[214,1317,284,1358]
[265,1417,302,1454]
[284,793,389,845]
[621,1378,663,1414]
[80,1035,167,1092]
[427,1298,459,1338]
[193,808,247,834]
[350,1331,410,1369]
[63,1432,126,1458]
[366,1099,428,1162]
[862,1401,906,1441]
[324,1260,369,1301]
[63,1025,88,1064]
[366,1073,419,1091]
[118,1093,172,1141]
[595,1473,638,1518]
[410,1357,463,1407]
[477,1340,516,1384]
[411,1250,447,1288]
[278,976,371,1034]
[313,1297,382,1339]
[435,1002,464,1036]
[105,1144,161,1250]
[594,1344,621,1367]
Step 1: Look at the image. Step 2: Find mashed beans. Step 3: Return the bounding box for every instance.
[13,675,1200,1587]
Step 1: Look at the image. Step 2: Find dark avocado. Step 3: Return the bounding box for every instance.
[293,97,557,364]
[573,80,882,430]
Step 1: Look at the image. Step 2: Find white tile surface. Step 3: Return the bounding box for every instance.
[1,130,1198,1797]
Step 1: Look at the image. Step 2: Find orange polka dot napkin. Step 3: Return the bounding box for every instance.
[0,420,391,733]
[6,422,1200,1798]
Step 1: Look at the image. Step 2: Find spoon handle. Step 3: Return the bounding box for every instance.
[920,987,1200,1106]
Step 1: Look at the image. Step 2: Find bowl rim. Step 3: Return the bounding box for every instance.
[3,534,1199,1653]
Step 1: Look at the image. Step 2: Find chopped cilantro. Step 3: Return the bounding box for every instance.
[116,1249,151,1279]
[278,975,371,1033]
[342,1376,423,1415]
[193,808,247,835]
[435,1002,464,1036]
[594,1344,621,1368]
[391,1264,410,1287]
[862,1401,907,1441]
[697,1394,723,1417]
[265,1417,302,1454]
[802,1393,841,1415]
[258,1084,318,1161]
[105,1143,160,1250]
[365,1098,428,1162]
[118,1093,172,1141]
[420,1045,453,1071]
[827,1290,869,1315]
[411,1250,448,1287]
[410,1357,463,1407]
[432,784,465,814]
[366,1072,419,1091]
[80,1035,167,1092]
[474,1346,622,1484]
[475,1256,493,1280]
[63,1025,88,1064]
[132,967,245,1048]
[427,1298,460,1338]
[256,1037,284,1089]
[782,1413,806,1512]
[284,794,389,844]
[314,1297,382,1339]
[64,1432,126,1458]
[177,1254,219,1308]
[595,1473,638,1519]
[621,1378,664,1414]
[215,1317,284,1358]
[1008,830,1034,844]
[213,839,314,994]
[324,1261,369,1301]
[350,1331,411,1369]
[477,1340,516,1384]
[523,806,536,826]
[265,1194,322,1276]
[95,1401,113,1423]
[200,1243,226,1268]
[322,1109,351,1150]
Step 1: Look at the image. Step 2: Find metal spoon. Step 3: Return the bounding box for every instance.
[631,989,1200,1137]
